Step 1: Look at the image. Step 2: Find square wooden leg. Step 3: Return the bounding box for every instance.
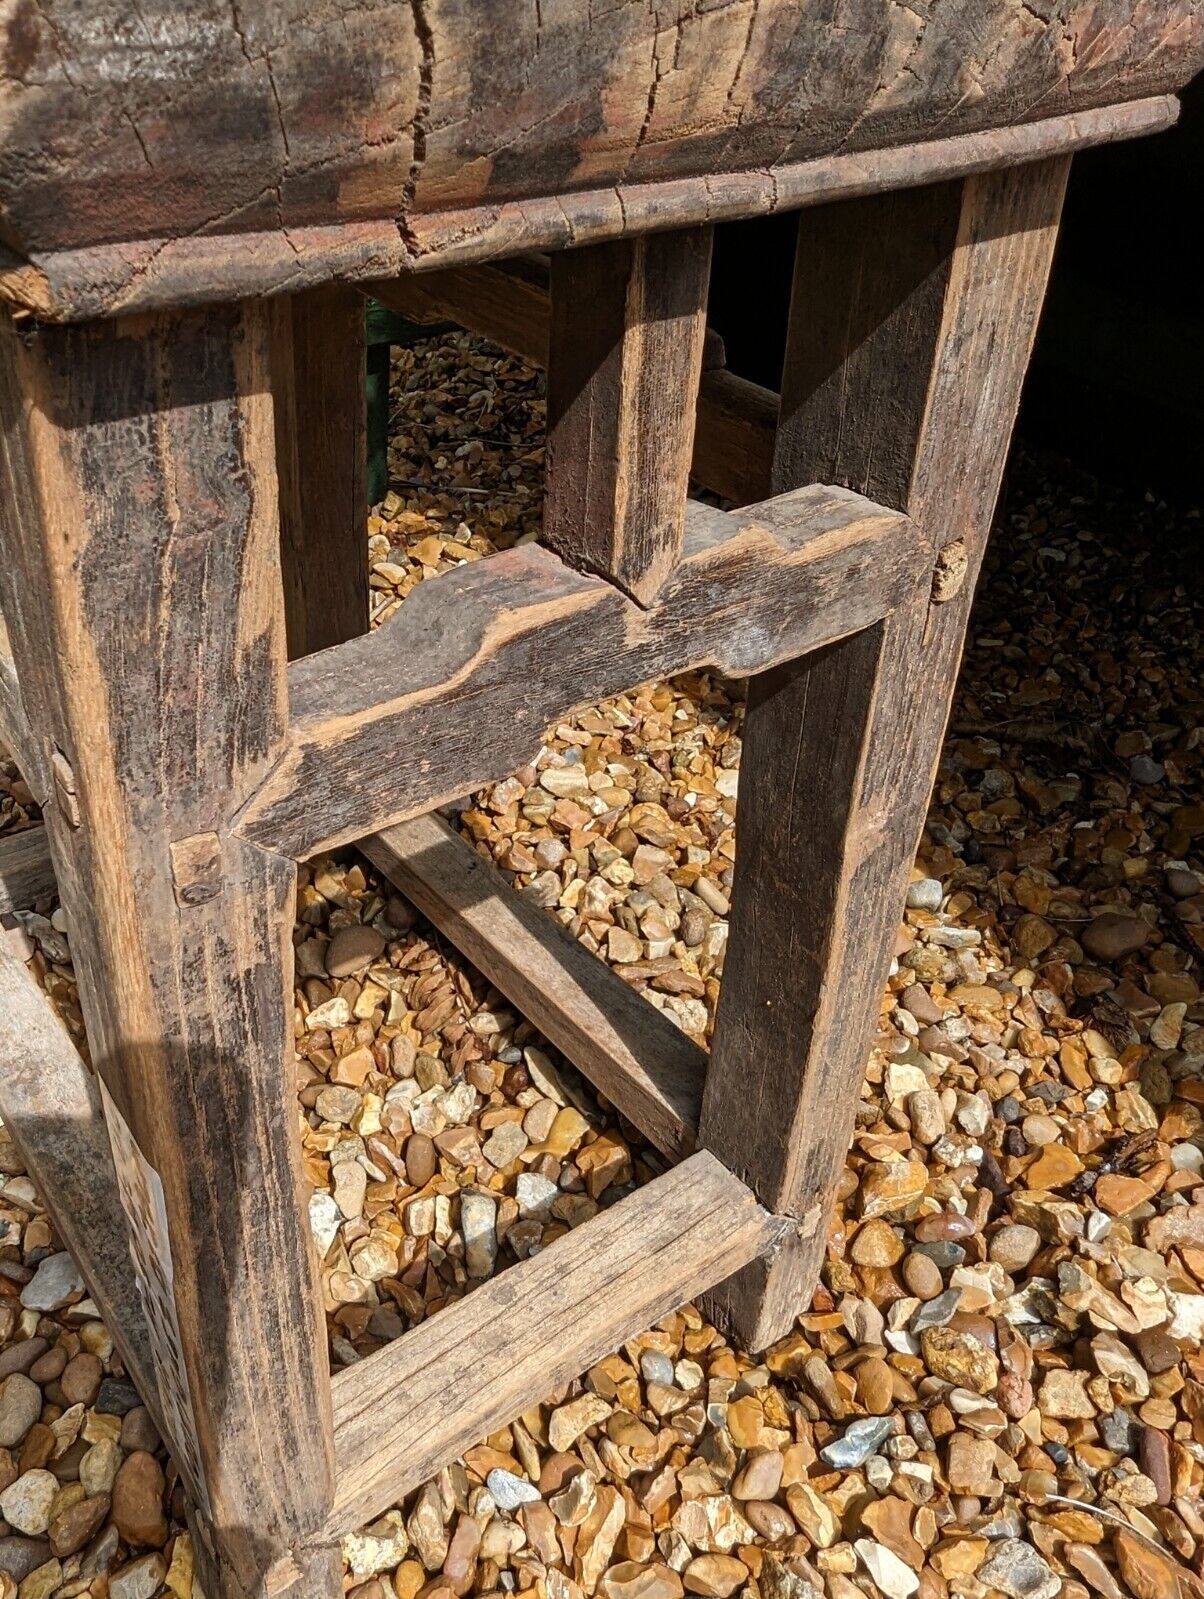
[272,283,370,658]
[700,158,1072,1351]
[0,303,339,1599]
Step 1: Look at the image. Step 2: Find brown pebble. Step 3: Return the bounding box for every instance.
[1139,1428,1172,1506]
[855,1358,895,1416]
[405,1133,438,1188]
[902,1252,944,1301]
[111,1450,168,1548]
[49,1492,110,1558]
[59,1354,102,1408]
[27,1348,67,1385]
[914,1212,977,1243]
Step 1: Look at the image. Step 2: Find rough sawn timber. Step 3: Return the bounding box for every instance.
[326,1150,784,1536]
[0,825,55,914]
[234,484,918,860]
[700,158,1072,1351]
[0,303,338,1599]
[545,228,713,605]
[362,813,706,1161]
[367,259,778,507]
[0,945,161,1434]
[0,0,1195,325]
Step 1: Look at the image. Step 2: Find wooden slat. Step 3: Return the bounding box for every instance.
[0,826,55,914]
[271,285,370,657]
[362,813,705,1160]
[328,1150,782,1534]
[0,612,40,794]
[234,484,916,860]
[545,229,712,605]
[0,946,162,1437]
[367,259,775,507]
[0,305,339,1598]
[699,160,1072,1352]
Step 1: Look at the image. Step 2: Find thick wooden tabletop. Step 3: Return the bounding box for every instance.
[0,0,1200,321]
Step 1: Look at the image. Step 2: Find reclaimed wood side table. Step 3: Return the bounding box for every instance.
[1,6,1200,1596]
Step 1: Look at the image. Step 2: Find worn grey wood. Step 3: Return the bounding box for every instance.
[701,157,1073,1350]
[363,813,706,1160]
[0,0,1194,320]
[0,304,339,1599]
[272,285,370,658]
[0,826,55,914]
[545,228,712,605]
[328,1151,784,1535]
[0,945,161,1432]
[235,485,916,860]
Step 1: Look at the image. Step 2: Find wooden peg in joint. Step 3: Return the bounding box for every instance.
[48,745,81,828]
[931,538,968,603]
[170,832,224,907]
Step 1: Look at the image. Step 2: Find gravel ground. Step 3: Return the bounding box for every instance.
[0,332,1201,1599]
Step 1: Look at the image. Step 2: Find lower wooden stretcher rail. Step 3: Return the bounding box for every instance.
[361,814,705,1162]
[325,1150,785,1535]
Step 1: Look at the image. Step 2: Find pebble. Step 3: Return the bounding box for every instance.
[0,1375,40,1449]
[901,1251,944,1300]
[976,1539,1061,1599]
[0,1471,57,1536]
[325,923,387,977]
[820,1416,894,1468]
[989,1224,1042,1271]
[854,1539,919,1599]
[486,1469,540,1511]
[109,1552,168,1599]
[1081,911,1149,961]
[48,1492,110,1558]
[17,1253,82,1314]
[459,1189,498,1279]
[682,1554,748,1597]
[111,1450,168,1547]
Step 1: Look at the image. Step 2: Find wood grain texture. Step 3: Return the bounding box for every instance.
[0,305,337,1598]
[545,229,712,604]
[362,813,705,1160]
[0,0,1195,319]
[368,259,776,506]
[0,612,38,790]
[328,1150,782,1535]
[701,158,1071,1352]
[0,945,161,1427]
[272,285,369,658]
[0,825,55,913]
[235,485,917,860]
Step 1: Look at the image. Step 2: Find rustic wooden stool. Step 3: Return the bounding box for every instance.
[0,7,1200,1596]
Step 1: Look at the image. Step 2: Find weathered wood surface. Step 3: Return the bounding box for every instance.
[234,484,916,860]
[546,229,712,605]
[0,0,1194,323]
[701,158,1071,1351]
[368,259,775,506]
[328,1150,783,1535]
[0,825,55,913]
[363,813,705,1159]
[0,945,162,1429]
[0,305,337,1598]
[272,285,369,657]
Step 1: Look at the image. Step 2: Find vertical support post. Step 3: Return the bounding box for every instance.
[272,283,369,658]
[546,227,713,607]
[0,304,340,1598]
[700,159,1071,1351]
